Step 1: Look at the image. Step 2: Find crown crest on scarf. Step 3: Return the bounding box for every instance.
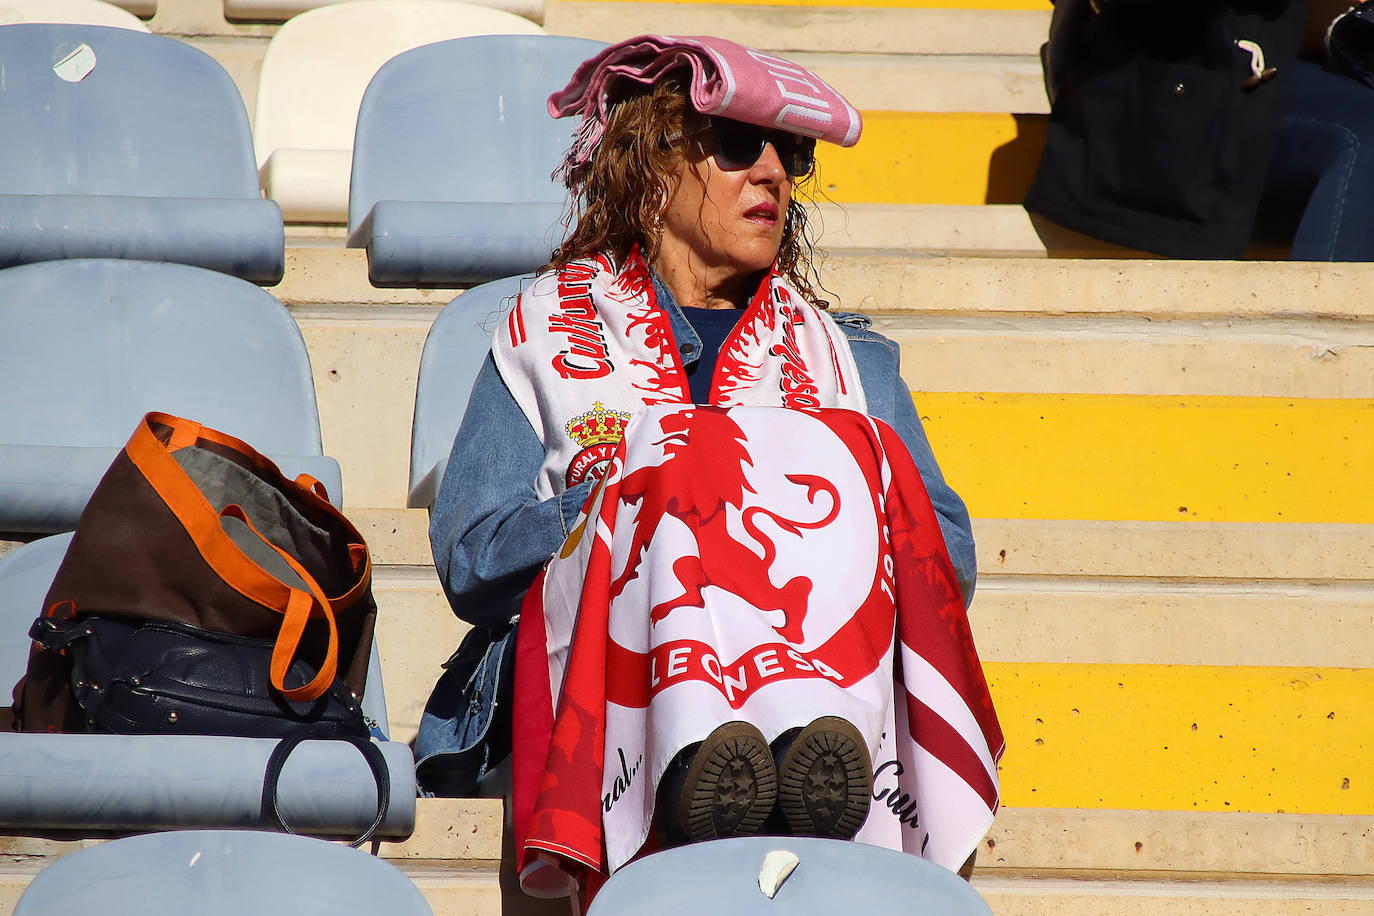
[566,402,633,448]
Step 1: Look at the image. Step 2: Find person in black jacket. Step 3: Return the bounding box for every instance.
[1027,0,1374,260]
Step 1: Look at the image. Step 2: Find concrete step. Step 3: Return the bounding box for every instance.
[271,249,1374,510]
[147,0,279,37]
[821,253,1374,319]
[813,204,1135,257]
[876,311,1374,398]
[979,810,1374,913]
[544,2,1051,55]
[814,204,1284,257]
[143,1,1056,128]
[273,246,1374,317]
[164,23,1055,221]
[362,509,1374,750]
[765,51,1047,113]
[111,0,157,17]
[4,804,1369,914]
[0,797,506,916]
[972,578,1374,668]
[359,509,1374,582]
[983,808,1374,880]
[184,37,1050,134]
[368,563,1372,814]
[978,878,1374,916]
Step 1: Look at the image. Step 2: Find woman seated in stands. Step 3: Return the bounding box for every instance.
[423,35,1000,900]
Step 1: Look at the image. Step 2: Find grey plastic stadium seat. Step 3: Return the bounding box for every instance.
[408,274,527,507]
[0,24,283,283]
[0,534,409,840]
[13,829,432,915]
[0,259,342,535]
[254,1,543,224]
[0,733,414,837]
[587,836,994,915]
[0,534,75,704]
[347,34,605,286]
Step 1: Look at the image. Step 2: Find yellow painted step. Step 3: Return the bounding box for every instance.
[987,663,1373,816]
[813,111,1047,205]
[914,393,1374,523]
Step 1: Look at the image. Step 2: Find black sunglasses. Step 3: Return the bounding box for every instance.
[684,117,817,178]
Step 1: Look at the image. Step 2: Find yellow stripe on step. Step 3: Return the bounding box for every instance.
[913,393,1374,523]
[986,663,1373,815]
[811,112,1046,205]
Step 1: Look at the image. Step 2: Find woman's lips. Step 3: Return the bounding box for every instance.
[744,203,778,222]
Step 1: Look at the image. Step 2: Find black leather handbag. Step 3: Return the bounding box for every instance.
[29,615,371,740]
[29,614,390,847]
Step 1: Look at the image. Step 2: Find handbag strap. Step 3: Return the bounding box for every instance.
[221,503,339,703]
[28,615,94,651]
[295,473,331,504]
[261,733,391,848]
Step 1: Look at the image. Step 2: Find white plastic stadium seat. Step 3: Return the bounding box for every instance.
[253,0,543,224]
[0,0,149,29]
[227,0,542,26]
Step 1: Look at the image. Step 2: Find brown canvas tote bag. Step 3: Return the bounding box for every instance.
[9,411,376,734]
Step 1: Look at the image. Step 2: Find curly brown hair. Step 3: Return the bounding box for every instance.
[547,75,827,306]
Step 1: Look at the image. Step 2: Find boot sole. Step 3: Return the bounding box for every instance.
[776,715,873,839]
[677,720,778,842]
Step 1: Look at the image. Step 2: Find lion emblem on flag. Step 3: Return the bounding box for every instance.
[607,407,847,644]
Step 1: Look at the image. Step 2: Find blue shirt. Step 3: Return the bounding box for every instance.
[679,306,742,403]
[649,268,744,404]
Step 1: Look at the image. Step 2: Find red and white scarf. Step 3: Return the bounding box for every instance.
[510,405,1004,900]
[492,249,866,499]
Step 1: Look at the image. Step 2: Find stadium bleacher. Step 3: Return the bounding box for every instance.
[13,829,435,915]
[0,0,1370,913]
[347,33,604,285]
[0,259,341,534]
[255,1,545,225]
[0,23,284,283]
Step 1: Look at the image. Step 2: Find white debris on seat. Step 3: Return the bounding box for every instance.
[757,849,800,899]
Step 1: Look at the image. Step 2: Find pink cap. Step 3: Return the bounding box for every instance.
[549,35,862,185]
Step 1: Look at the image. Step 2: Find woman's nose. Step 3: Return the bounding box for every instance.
[751,142,788,184]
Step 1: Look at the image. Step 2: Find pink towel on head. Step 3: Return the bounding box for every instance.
[549,34,862,183]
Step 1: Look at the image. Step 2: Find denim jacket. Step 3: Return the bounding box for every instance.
[416,291,977,792]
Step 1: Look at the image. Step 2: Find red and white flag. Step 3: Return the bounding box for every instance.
[511,405,1003,898]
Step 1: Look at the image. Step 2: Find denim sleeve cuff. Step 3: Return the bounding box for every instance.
[556,480,596,536]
